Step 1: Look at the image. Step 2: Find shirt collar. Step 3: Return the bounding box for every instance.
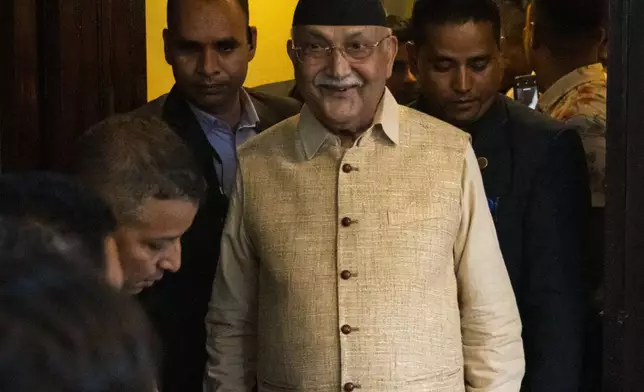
[539,63,606,113]
[298,88,400,160]
[189,88,260,131]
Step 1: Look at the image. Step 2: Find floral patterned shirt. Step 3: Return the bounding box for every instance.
[539,63,607,207]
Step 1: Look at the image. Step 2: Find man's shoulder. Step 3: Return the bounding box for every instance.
[400,105,471,147]
[130,94,169,118]
[250,80,297,99]
[238,114,300,157]
[247,89,302,130]
[553,83,607,126]
[502,97,583,166]
[503,96,571,140]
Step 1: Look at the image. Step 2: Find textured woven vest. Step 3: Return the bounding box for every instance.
[238,106,470,392]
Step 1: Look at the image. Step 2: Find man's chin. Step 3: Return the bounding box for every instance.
[192,97,228,111]
[186,90,236,113]
[125,280,156,295]
[126,286,144,295]
[442,106,483,128]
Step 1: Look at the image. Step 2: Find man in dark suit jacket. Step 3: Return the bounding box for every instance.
[408,0,590,390]
[134,0,301,390]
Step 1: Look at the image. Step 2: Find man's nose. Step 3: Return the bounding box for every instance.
[199,47,221,76]
[328,48,353,79]
[452,68,472,93]
[159,241,182,273]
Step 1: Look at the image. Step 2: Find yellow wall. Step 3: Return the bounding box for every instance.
[382,0,414,17]
[146,0,298,101]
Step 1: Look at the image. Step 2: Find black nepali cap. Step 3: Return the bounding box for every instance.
[292,0,388,27]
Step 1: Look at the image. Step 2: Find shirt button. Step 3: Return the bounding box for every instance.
[341,217,353,227]
[341,325,352,335]
[340,270,352,280]
[344,382,356,391]
[342,164,353,173]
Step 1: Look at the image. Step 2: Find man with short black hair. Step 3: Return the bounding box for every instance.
[525,0,606,208]
[133,1,301,389]
[408,0,590,390]
[525,2,608,389]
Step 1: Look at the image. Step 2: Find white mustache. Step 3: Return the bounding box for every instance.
[314,74,364,89]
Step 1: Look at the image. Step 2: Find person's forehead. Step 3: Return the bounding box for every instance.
[294,25,385,40]
[176,0,246,37]
[423,21,498,54]
[128,199,198,232]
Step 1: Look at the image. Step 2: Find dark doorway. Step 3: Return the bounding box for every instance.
[603,0,644,390]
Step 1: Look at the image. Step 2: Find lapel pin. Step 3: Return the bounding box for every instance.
[478,157,489,171]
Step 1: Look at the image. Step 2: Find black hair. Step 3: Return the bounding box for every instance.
[167,0,250,31]
[0,241,158,392]
[532,0,606,55]
[411,0,502,47]
[386,15,413,44]
[77,114,205,224]
[0,172,116,272]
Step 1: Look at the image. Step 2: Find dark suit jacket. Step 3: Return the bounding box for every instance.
[135,86,302,392]
[412,95,590,392]
[252,79,304,103]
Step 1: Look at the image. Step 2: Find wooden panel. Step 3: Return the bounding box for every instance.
[1,0,147,172]
[0,0,10,169]
[40,0,147,171]
[39,0,85,171]
[110,0,148,113]
[1,0,41,171]
[604,0,644,390]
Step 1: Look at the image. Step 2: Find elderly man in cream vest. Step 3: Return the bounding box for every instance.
[204,0,525,391]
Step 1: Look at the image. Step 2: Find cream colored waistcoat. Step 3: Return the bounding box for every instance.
[238,106,469,391]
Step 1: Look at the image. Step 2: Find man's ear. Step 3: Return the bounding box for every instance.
[596,26,607,47]
[104,235,124,289]
[163,29,173,65]
[407,41,420,76]
[248,26,258,61]
[524,3,539,50]
[287,39,298,66]
[385,36,399,79]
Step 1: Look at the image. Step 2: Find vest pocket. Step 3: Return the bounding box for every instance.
[258,378,298,392]
[403,367,464,390]
[386,190,460,228]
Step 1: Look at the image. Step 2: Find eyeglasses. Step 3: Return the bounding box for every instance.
[292,35,392,64]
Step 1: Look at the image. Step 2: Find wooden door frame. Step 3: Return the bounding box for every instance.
[604,0,644,390]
